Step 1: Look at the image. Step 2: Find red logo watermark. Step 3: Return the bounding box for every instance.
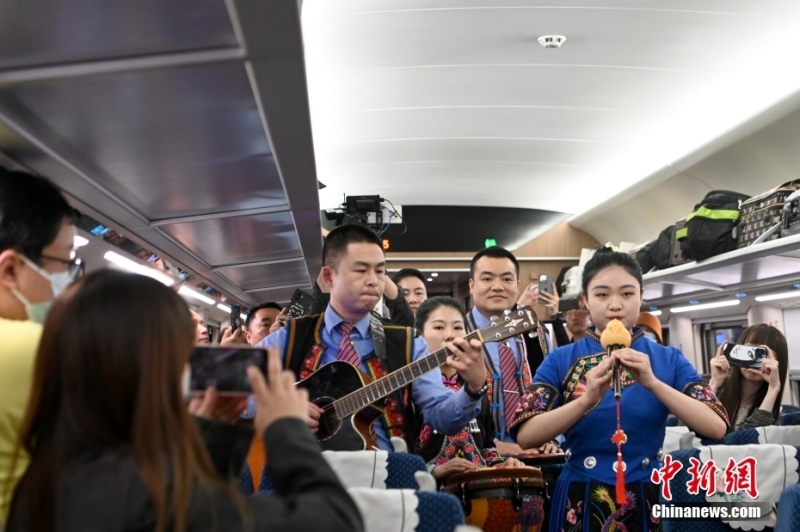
[650,456,759,501]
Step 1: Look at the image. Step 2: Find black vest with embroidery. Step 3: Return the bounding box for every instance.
[466,306,543,440]
[283,313,420,450]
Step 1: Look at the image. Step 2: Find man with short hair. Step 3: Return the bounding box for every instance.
[0,169,80,521]
[393,268,427,316]
[467,246,553,452]
[259,224,487,451]
[243,302,282,346]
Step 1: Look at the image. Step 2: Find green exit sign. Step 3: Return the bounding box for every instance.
[484,238,497,247]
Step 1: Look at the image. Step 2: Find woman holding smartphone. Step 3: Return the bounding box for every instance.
[5,270,362,532]
[709,324,788,431]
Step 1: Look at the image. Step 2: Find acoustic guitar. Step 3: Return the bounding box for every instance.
[296,306,538,450]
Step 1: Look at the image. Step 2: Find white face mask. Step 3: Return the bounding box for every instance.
[643,331,659,343]
[19,254,75,297]
[10,287,52,324]
[10,255,78,324]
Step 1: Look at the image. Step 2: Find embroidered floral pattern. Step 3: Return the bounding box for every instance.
[418,373,499,468]
[365,357,407,439]
[508,383,557,430]
[683,381,731,429]
[562,498,583,532]
[564,479,662,532]
[298,343,325,380]
[561,352,634,405]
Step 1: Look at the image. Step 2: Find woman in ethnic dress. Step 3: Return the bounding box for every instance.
[415,296,529,481]
[511,247,728,531]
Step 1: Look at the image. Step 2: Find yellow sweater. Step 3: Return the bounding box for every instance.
[0,317,41,521]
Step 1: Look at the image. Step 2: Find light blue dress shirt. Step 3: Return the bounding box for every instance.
[470,306,523,443]
[258,306,481,451]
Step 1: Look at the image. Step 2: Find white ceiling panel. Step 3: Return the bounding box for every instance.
[304,0,800,220]
[330,107,655,145]
[323,137,618,168]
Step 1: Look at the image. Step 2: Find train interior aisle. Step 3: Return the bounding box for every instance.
[3,2,800,528]
[3,1,800,397]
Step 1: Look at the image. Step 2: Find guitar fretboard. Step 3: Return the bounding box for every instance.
[332,329,483,418]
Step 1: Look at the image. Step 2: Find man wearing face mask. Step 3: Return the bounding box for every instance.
[0,169,79,522]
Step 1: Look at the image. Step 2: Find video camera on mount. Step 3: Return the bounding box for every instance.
[324,195,385,228]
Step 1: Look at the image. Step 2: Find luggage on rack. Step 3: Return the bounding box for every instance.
[781,189,800,238]
[737,180,800,248]
[652,219,689,270]
[679,190,749,261]
[629,239,656,274]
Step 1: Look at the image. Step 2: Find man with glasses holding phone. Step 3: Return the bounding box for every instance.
[0,169,81,524]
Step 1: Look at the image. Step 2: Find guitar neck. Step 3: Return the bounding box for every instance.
[333,329,483,418]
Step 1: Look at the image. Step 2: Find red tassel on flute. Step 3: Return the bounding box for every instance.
[615,453,627,504]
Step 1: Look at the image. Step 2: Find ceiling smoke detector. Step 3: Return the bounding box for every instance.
[538,35,566,49]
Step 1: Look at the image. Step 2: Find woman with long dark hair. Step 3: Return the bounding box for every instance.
[710,324,788,431]
[5,269,362,532]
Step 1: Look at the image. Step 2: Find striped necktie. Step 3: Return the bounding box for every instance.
[499,341,522,431]
[337,321,360,367]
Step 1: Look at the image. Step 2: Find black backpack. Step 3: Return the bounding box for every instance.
[680,190,750,261]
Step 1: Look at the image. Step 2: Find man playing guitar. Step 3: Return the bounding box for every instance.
[258,224,489,451]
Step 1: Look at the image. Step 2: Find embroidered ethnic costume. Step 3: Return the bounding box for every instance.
[416,374,501,470]
[509,327,729,532]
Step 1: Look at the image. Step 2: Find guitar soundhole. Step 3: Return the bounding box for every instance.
[314,396,341,441]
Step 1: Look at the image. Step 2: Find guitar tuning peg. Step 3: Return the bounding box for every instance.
[503,309,511,316]
[490,315,499,322]
[528,332,535,338]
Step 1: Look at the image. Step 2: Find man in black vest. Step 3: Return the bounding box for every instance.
[466,246,558,457]
[258,224,487,451]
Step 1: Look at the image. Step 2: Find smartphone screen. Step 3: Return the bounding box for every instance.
[538,274,552,305]
[723,343,767,368]
[286,289,313,319]
[189,346,267,395]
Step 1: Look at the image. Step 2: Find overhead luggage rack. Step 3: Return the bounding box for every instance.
[642,232,800,308]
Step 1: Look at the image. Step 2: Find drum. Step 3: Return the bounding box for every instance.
[522,453,567,530]
[521,453,566,497]
[442,467,546,532]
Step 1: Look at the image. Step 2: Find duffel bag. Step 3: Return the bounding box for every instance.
[680,190,749,261]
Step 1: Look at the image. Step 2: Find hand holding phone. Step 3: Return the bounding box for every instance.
[286,289,313,319]
[230,304,241,332]
[187,387,248,424]
[189,346,268,395]
[722,342,767,368]
[248,348,310,437]
[538,274,553,305]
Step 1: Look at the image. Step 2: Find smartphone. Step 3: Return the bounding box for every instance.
[230,304,241,332]
[723,343,767,368]
[558,297,580,312]
[189,346,267,395]
[286,289,313,319]
[538,274,553,305]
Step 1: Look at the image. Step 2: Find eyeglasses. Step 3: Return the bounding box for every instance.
[38,253,85,279]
